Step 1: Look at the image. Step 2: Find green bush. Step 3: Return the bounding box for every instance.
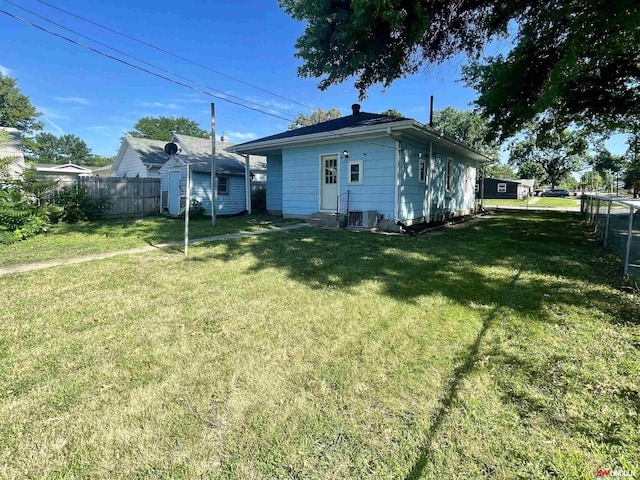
[52,187,107,223]
[179,199,207,219]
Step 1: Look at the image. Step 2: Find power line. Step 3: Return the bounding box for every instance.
[0,7,400,152]
[0,8,298,124]
[34,0,316,111]
[1,0,294,118]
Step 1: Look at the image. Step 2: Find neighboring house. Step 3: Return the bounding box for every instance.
[229,104,492,226]
[112,135,169,178]
[90,164,114,177]
[171,133,267,185]
[35,163,94,181]
[0,126,26,180]
[159,141,250,217]
[482,178,534,199]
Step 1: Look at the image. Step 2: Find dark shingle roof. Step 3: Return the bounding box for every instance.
[127,137,171,166]
[235,112,409,148]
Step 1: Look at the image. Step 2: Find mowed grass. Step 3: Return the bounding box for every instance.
[483,198,530,207]
[536,196,581,207]
[1,211,639,479]
[0,214,300,267]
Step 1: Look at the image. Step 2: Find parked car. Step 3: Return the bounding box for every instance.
[541,189,570,197]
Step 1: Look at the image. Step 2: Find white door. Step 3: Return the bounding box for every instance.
[168,171,181,215]
[320,155,338,210]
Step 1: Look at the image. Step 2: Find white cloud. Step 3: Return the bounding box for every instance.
[245,96,295,112]
[43,116,65,135]
[0,65,11,76]
[136,101,180,110]
[225,131,257,141]
[54,97,90,105]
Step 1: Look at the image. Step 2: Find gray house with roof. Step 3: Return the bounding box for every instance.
[230,104,492,226]
[159,137,254,216]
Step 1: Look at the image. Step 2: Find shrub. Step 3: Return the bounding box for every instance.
[180,199,207,219]
[52,187,107,223]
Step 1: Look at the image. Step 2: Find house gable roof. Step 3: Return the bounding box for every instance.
[228,110,493,163]
[35,163,93,174]
[172,133,266,172]
[126,136,171,167]
[234,112,408,148]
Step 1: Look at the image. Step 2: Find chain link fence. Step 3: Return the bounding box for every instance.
[581,195,640,277]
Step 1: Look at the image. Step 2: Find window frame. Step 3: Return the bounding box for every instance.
[217,175,230,195]
[446,158,453,191]
[497,182,507,193]
[419,158,426,182]
[347,160,363,185]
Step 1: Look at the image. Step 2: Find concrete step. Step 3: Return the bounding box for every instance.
[309,212,338,227]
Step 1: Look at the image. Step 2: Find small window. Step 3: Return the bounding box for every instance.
[217,176,229,195]
[419,158,426,182]
[497,183,507,193]
[464,164,470,193]
[475,183,480,193]
[348,160,363,185]
[446,158,453,191]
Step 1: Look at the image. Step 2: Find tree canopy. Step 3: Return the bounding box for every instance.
[380,109,404,117]
[288,107,342,130]
[24,133,92,165]
[508,128,588,188]
[0,74,42,133]
[128,116,208,142]
[280,0,640,137]
[432,107,499,157]
[483,163,516,180]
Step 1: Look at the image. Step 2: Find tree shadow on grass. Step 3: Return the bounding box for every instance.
[186,210,638,476]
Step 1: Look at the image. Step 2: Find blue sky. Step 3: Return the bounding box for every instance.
[0,0,628,161]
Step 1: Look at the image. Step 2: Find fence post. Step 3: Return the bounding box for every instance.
[594,198,600,234]
[624,206,634,275]
[604,199,612,247]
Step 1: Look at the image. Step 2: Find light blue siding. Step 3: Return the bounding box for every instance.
[398,140,429,222]
[266,154,282,213]
[160,156,246,216]
[428,149,478,220]
[281,137,397,218]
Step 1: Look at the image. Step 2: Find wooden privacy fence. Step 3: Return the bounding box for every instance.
[53,177,161,217]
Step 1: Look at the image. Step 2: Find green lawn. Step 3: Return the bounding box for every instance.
[1,211,638,478]
[0,214,300,267]
[482,198,530,207]
[536,196,581,207]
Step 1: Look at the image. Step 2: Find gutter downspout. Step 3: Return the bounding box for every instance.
[244,154,251,214]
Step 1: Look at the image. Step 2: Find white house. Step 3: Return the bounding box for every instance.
[112,135,169,178]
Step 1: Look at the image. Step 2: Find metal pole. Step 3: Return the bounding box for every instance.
[624,206,634,275]
[184,164,191,256]
[245,154,251,214]
[604,199,612,247]
[211,103,217,226]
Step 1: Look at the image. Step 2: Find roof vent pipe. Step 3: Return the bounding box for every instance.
[351,103,361,115]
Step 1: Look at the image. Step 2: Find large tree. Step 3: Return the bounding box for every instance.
[508,128,588,188]
[279,0,640,138]
[483,163,516,180]
[288,107,342,130]
[0,74,42,133]
[24,132,92,165]
[128,116,208,141]
[432,106,499,157]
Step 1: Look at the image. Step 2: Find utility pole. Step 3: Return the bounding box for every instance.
[211,103,217,225]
